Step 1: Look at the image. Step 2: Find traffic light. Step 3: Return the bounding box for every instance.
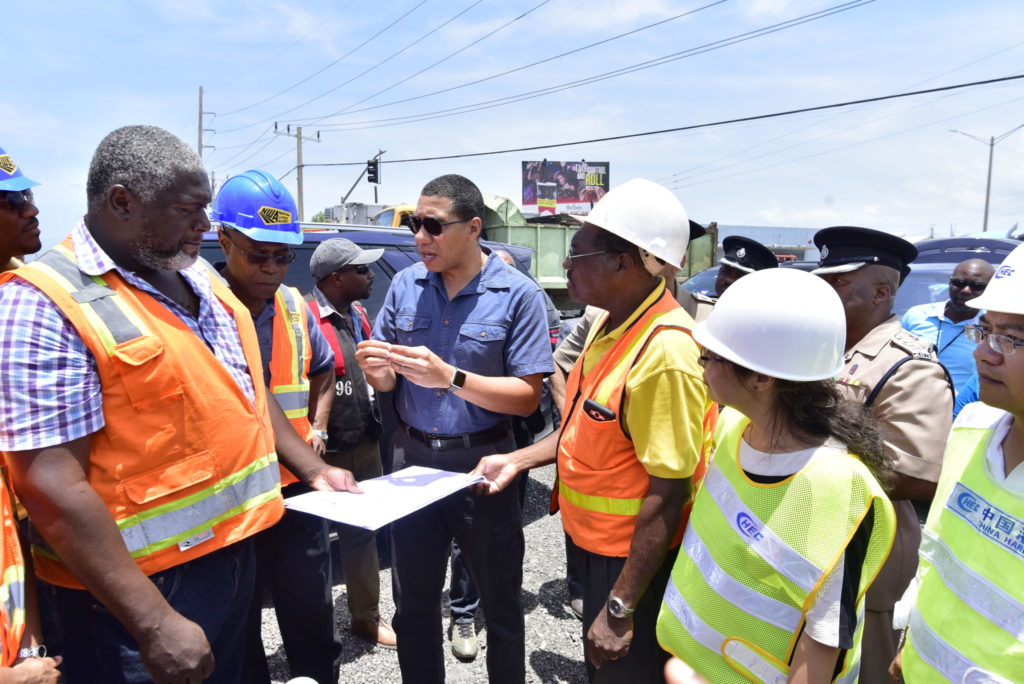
[367,159,379,184]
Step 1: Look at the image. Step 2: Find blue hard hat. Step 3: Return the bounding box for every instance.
[0,146,40,192]
[211,169,301,245]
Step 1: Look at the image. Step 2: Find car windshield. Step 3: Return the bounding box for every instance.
[681,266,719,295]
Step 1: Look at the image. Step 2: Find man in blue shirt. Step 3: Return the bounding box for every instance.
[902,258,994,393]
[356,174,555,684]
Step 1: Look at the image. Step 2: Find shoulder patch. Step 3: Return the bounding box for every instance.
[891,328,938,361]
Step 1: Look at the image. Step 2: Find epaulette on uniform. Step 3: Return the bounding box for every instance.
[891,328,938,361]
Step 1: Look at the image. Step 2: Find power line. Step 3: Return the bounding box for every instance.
[297,0,875,131]
[274,73,1024,178]
[284,0,726,126]
[218,0,430,124]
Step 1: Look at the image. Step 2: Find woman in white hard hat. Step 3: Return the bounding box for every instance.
[656,267,897,684]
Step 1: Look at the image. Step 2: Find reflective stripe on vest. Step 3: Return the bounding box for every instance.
[13,242,283,585]
[29,244,153,350]
[271,286,310,420]
[920,528,1024,639]
[681,525,801,633]
[558,480,643,516]
[0,479,24,667]
[907,609,1014,684]
[663,579,787,684]
[701,465,821,594]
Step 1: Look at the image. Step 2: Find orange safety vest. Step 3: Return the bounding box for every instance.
[0,474,24,667]
[1,239,284,589]
[269,285,313,487]
[556,286,715,557]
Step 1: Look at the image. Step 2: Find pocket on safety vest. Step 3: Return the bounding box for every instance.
[122,451,219,505]
[565,410,622,471]
[110,336,185,410]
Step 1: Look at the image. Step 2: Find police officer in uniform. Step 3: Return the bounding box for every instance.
[812,226,953,683]
[680,235,777,323]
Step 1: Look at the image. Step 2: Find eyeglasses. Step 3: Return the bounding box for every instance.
[223,229,296,265]
[697,351,729,368]
[965,324,1024,355]
[564,249,608,265]
[950,278,988,291]
[0,190,35,214]
[337,264,371,276]
[409,215,467,236]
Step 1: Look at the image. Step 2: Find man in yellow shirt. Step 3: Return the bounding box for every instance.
[474,179,710,683]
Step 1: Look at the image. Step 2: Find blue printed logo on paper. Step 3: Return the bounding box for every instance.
[947,482,1024,560]
[995,265,1015,280]
[736,512,765,542]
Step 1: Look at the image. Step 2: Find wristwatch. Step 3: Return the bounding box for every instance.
[18,645,46,659]
[607,595,635,619]
[448,367,467,393]
[312,430,329,441]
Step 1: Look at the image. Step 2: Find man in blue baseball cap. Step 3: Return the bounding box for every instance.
[0,146,42,271]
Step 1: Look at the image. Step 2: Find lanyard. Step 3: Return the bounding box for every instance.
[936,319,965,355]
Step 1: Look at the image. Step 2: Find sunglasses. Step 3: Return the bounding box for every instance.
[224,229,296,265]
[1,190,35,214]
[408,215,467,236]
[337,264,371,276]
[950,278,987,291]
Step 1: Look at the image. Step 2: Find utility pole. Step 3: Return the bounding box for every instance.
[197,86,215,159]
[950,123,1024,232]
[275,123,320,221]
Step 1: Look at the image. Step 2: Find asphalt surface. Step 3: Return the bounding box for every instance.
[261,463,590,683]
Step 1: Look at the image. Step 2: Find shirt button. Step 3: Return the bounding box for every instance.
[435,391,442,396]
[444,320,450,325]
[432,427,439,432]
[480,331,487,337]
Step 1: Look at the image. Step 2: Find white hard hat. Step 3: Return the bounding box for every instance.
[966,243,1024,315]
[693,268,846,381]
[585,178,689,271]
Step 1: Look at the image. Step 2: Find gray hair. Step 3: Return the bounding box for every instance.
[87,125,205,214]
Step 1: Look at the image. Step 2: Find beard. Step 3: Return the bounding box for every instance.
[131,217,198,272]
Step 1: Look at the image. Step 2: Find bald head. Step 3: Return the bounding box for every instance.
[949,258,995,314]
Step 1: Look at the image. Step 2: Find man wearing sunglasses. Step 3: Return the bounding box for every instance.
[0,145,43,271]
[212,170,346,684]
[356,174,555,684]
[306,238,398,652]
[812,225,953,683]
[0,127,360,684]
[901,258,995,394]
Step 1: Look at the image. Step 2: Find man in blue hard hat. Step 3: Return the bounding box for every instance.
[0,146,43,270]
[212,169,342,684]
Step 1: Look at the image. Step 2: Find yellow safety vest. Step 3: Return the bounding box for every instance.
[657,408,895,683]
[902,403,1024,683]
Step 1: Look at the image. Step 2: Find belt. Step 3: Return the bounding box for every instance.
[404,421,511,451]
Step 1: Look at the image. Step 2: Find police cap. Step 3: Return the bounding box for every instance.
[812,226,917,284]
[719,236,778,273]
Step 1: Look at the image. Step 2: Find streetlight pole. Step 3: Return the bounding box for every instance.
[950,124,1024,232]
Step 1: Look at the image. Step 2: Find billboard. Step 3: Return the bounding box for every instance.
[521,161,609,215]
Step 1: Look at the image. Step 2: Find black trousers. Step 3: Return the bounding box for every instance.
[567,534,677,684]
[390,427,525,684]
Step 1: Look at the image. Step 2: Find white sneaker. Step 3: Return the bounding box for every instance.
[451,622,478,661]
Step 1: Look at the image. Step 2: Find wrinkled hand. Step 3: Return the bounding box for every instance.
[10,655,62,683]
[585,609,633,670]
[470,454,519,495]
[138,611,214,684]
[310,434,326,459]
[355,340,395,383]
[309,466,363,494]
[387,345,452,389]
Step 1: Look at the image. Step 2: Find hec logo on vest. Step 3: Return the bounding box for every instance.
[957,491,980,514]
[736,512,765,542]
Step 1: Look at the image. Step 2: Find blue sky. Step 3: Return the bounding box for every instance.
[6,0,1023,249]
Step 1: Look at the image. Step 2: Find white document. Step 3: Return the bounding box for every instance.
[283,465,485,530]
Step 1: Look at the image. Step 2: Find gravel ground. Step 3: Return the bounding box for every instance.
[261,463,589,684]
